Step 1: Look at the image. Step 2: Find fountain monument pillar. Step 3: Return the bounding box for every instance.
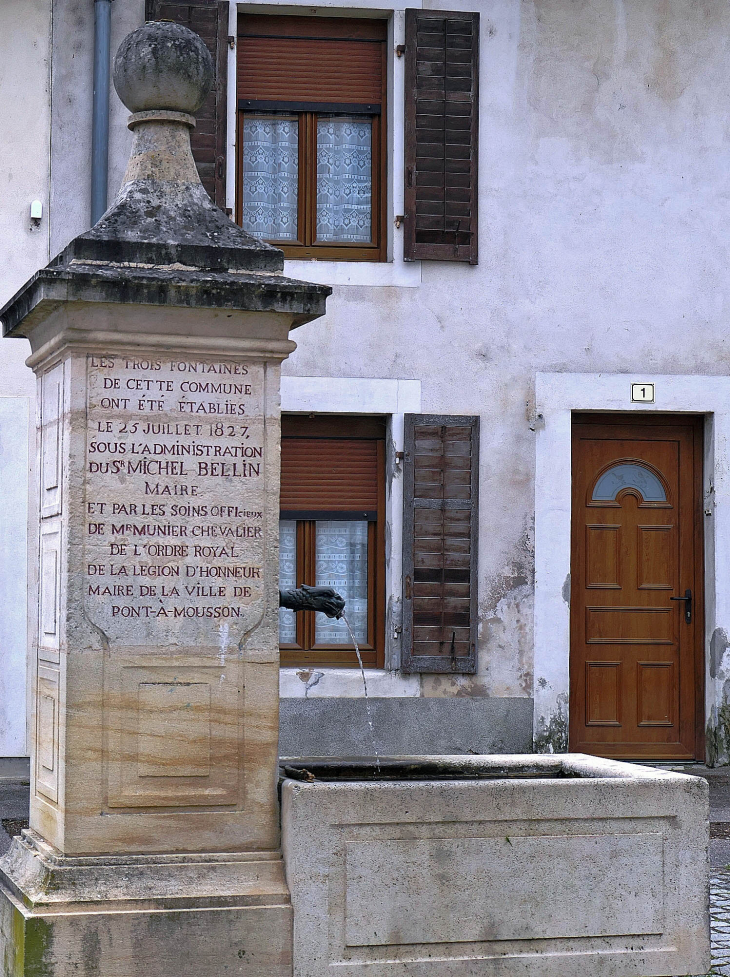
[0,21,329,977]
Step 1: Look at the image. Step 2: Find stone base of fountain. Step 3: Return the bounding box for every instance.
[0,829,292,977]
[281,754,709,977]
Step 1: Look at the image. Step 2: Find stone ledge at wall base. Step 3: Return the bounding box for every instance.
[278,696,534,757]
[0,829,292,977]
[281,754,710,977]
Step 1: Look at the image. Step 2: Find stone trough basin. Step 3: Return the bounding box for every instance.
[280,754,709,977]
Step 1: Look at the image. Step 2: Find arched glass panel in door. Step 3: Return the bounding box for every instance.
[592,463,667,503]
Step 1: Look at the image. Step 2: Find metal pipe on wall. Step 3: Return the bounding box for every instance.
[91,0,112,224]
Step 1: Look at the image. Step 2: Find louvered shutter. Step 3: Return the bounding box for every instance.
[402,415,479,673]
[145,0,229,206]
[403,10,479,264]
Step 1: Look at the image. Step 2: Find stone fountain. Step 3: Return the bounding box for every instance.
[0,21,711,977]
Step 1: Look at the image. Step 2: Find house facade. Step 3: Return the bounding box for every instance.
[3,0,730,765]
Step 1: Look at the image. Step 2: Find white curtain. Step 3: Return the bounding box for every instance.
[315,520,368,644]
[278,520,297,643]
[316,118,372,243]
[242,117,299,241]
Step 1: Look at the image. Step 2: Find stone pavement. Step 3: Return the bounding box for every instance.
[707,868,730,976]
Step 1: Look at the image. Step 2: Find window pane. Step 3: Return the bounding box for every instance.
[242,116,299,241]
[279,520,297,643]
[592,463,667,502]
[316,117,372,243]
[315,521,368,645]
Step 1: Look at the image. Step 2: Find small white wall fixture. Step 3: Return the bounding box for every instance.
[534,372,728,757]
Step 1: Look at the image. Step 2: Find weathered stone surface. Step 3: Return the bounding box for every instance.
[114,22,213,116]
[279,695,534,756]
[7,302,291,857]
[0,830,292,977]
[281,754,710,977]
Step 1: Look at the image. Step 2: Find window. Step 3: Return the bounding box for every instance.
[591,463,667,503]
[279,416,385,667]
[236,15,387,261]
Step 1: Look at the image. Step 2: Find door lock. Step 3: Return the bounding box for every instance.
[670,588,692,624]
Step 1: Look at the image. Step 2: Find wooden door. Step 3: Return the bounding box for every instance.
[570,416,704,760]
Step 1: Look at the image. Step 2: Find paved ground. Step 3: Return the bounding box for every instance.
[708,869,730,976]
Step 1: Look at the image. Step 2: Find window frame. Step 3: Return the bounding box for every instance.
[279,415,386,668]
[235,15,388,262]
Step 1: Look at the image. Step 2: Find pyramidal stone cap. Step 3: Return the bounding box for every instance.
[1,20,330,338]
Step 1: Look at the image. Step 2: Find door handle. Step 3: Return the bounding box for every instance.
[670,588,692,624]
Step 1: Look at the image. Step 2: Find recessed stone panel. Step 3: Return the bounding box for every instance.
[40,362,64,518]
[344,833,664,946]
[39,525,61,657]
[35,666,59,804]
[106,660,240,809]
[137,682,211,778]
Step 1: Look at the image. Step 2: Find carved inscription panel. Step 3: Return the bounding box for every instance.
[84,354,266,644]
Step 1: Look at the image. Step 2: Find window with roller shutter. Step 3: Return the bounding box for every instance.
[145,0,229,207]
[236,15,388,261]
[403,9,479,264]
[402,414,479,673]
[279,416,386,668]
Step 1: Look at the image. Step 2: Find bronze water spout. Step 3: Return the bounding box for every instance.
[279,585,345,618]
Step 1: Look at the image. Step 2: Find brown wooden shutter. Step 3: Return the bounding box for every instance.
[146,0,229,206]
[237,15,386,108]
[280,416,385,517]
[403,10,479,264]
[402,414,479,673]
[280,439,379,515]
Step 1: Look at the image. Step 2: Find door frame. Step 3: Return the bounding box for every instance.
[568,413,705,760]
[534,373,728,761]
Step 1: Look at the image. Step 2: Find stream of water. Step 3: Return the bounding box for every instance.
[341,613,381,773]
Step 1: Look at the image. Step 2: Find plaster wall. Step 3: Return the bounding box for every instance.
[14,0,730,758]
[0,0,50,756]
[48,0,141,259]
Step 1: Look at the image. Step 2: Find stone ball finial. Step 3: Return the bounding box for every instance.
[113,21,214,116]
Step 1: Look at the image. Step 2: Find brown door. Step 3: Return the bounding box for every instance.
[570,415,704,760]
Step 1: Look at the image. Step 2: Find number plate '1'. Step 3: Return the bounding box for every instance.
[631,383,655,403]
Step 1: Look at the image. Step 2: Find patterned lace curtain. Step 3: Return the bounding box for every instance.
[278,520,297,643]
[242,117,299,241]
[315,520,368,644]
[316,118,372,243]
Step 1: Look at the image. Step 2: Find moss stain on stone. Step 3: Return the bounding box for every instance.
[1,904,25,977]
[23,918,53,977]
[534,693,569,753]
